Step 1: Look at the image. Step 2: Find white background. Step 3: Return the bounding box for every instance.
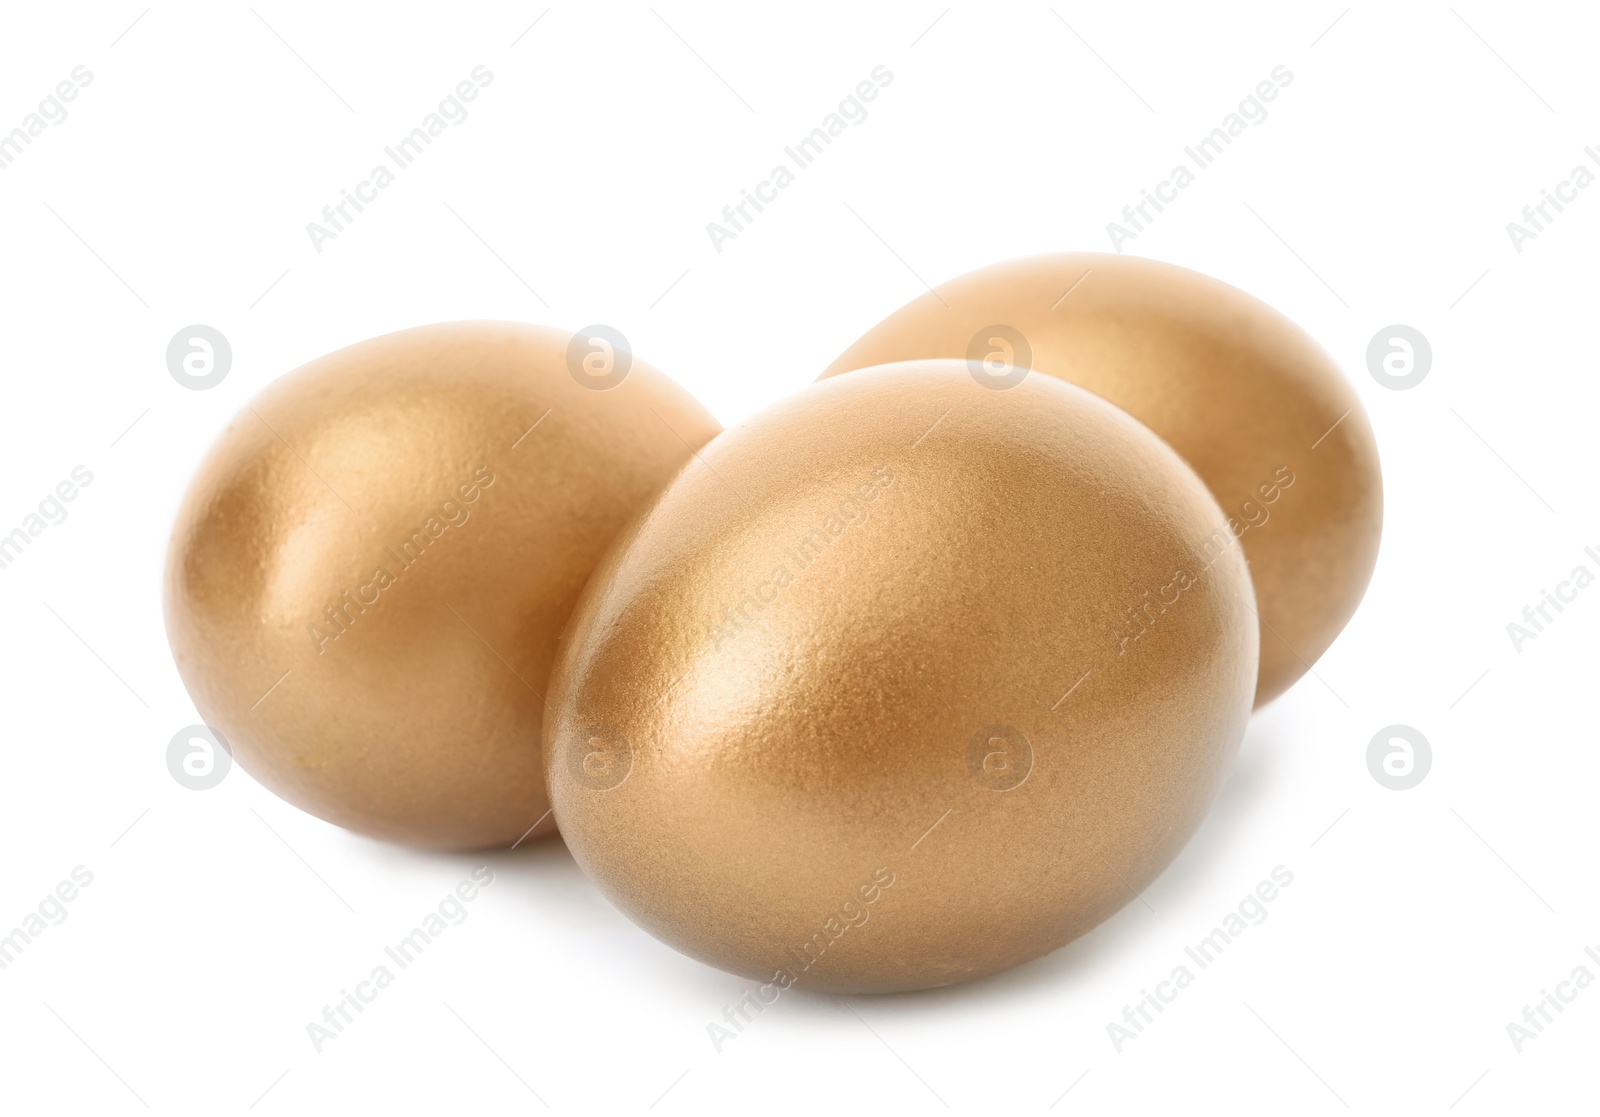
[0,2,1595,1113]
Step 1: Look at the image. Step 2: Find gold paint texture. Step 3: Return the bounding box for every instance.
[546,362,1258,993]
[820,253,1383,707]
[167,253,1383,993]
[164,322,720,849]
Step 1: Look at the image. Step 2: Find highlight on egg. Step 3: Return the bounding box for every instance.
[164,321,721,849]
[546,360,1258,992]
[821,253,1382,707]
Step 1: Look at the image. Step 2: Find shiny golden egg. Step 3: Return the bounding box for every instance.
[546,361,1258,992]
[820,254,1382,706]
[164,322,720,849]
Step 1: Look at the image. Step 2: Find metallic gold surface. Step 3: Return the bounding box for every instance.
[820,254,1383,707]
[165,322,720,849]
[546,361,1258,993]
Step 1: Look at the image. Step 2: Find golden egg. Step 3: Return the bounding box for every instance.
[821,254,1382,707]
[164,322,720,849]
[546,361,1257,992]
